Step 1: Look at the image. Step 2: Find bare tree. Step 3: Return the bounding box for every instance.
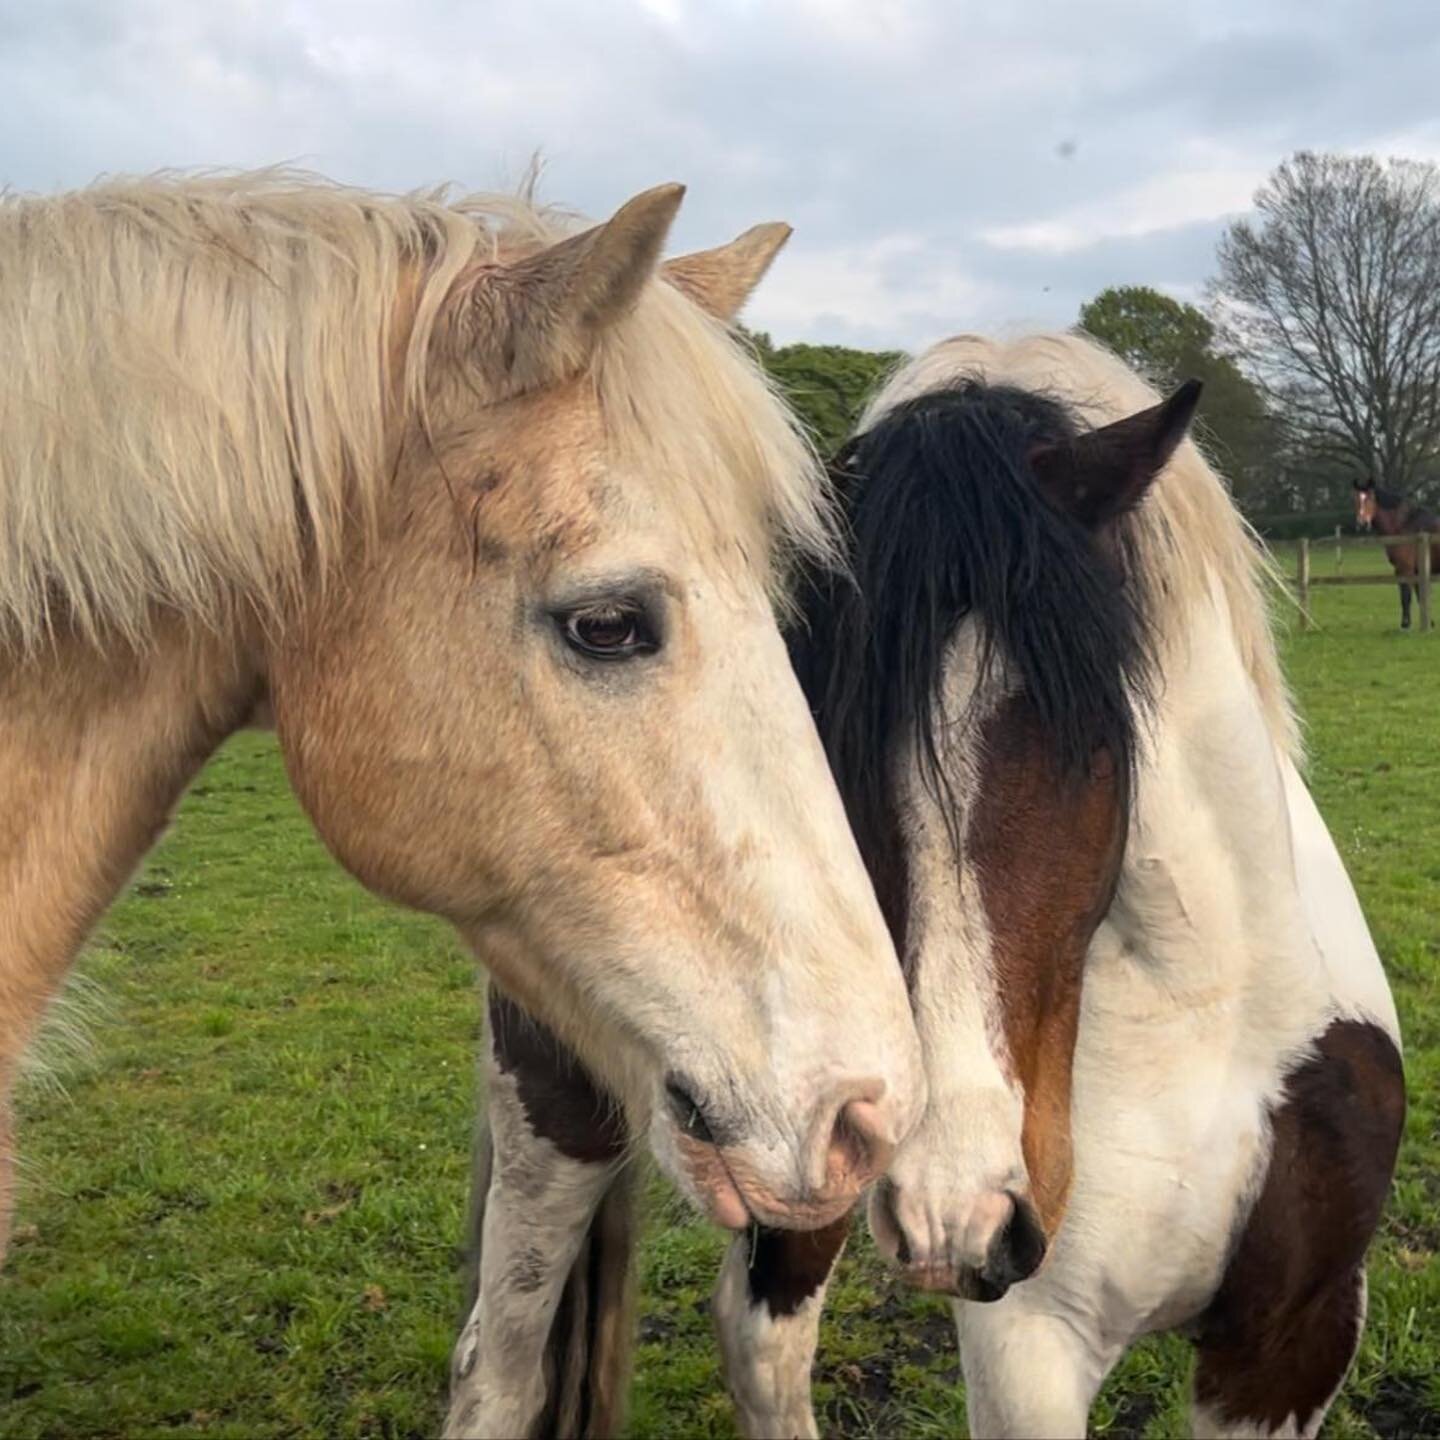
[1213,152,1440,496]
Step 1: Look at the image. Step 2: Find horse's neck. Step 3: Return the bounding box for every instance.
[1378,501,1412,534]
[1097,584,1330,1038]
[0,620,261,1081]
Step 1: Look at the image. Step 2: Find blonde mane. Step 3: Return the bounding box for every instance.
[0,169,828,648]
[863,332,1300,760]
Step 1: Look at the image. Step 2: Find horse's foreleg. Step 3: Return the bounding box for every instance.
[1191,1268,1366,1439]
[714,1215,850,1440]
[1190,1020,1401,1440]
[446,990,632,1440]
[1399,580,1413,628]
[957,1296,1116,1439]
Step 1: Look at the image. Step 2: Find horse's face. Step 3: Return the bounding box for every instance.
[270,192,922,1231]
[864,382,1197,1299]
[1354,480,1377,530]
[867,631,1128,1297]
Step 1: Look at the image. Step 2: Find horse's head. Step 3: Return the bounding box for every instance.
[269,186,923,1231]
[1354,476,1378,530]
[804,357,1198,1297]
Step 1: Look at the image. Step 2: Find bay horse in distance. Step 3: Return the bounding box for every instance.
[1353,477,1440,628]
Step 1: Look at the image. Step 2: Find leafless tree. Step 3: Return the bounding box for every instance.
[1213,152,1440,496]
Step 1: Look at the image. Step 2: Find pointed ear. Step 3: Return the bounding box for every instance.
[461,183,685,393]
[1030,379,1202,528]
[662,222,793,321]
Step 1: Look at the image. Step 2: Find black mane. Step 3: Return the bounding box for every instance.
[789,381,1153,876]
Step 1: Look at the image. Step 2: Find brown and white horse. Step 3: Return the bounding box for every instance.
[0,172,926,1439]
[718,335,1405,1440]
[1353,477,1440,629]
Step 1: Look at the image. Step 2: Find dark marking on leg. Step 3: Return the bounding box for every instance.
[489,988,627,1165]
[745,1212,852,1319]
[506,1246,549,1295]
[1194,1019,1404,1434]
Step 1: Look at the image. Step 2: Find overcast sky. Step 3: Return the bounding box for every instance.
[3,0,1439,350]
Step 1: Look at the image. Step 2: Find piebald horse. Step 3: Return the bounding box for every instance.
[0,173,925,1440]
[735,335,1405,1440]
[475,335,1404,1440]
[1352,477,1440,629]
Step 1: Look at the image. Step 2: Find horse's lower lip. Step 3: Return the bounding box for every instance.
[672,1128,753,1229]
[902,1263,1006,1301]
[672,1129,859,1231]
[703,1166,752,1230]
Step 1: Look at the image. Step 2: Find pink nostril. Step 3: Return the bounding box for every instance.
[826,1097,896,1192]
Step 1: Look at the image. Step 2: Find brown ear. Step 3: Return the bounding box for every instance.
[1030,380,1202,528]
[464,183,685,392]
[663,221,793,321]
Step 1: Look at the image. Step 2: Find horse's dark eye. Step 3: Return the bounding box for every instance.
[560,604,658,660]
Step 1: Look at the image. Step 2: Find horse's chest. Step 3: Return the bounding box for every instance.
[1054,984,1281,1335]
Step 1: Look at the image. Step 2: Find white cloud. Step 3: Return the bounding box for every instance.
[980,161,1265,257]
[2,0,1439,345]
[747,233,983,343]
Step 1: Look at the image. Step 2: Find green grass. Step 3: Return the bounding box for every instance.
[2,579,1437,1438]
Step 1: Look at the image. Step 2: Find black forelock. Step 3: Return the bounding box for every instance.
[789,380,1153,862]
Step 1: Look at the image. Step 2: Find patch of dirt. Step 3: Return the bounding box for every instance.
[816,1289,961,1431]
[1105,1389,1162,1439]
[1356,1376,1440,1439]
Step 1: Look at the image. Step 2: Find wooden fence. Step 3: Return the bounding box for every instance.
[1294,530,1434,631]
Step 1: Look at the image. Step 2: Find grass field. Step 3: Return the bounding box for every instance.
[2,560,1437,1438]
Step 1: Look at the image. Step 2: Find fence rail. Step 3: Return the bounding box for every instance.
[1294,531,1434,631]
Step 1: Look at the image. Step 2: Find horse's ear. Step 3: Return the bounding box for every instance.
[1353,476,1374,493]
[1031,379,1202,529]
[462,183,685,392]
[663,222,793,321]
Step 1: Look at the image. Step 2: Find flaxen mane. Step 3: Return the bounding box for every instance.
[0,170,829,648]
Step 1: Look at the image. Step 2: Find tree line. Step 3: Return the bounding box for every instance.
[756,151,1440,534]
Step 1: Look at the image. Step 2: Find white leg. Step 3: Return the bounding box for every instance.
[714,1223,848,1440]
[444,1068,617,1440]
[957,1293,1117,1440]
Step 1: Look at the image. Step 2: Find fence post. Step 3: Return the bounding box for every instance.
[1297,536,1313,631]
[1419,530,1433,632]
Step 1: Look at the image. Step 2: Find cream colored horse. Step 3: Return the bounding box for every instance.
[0,172,925,1438]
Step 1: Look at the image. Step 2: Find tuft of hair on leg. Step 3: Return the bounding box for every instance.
[546,1160,640,1438]
[458,1117,640,1440]
[15,966,112,1103]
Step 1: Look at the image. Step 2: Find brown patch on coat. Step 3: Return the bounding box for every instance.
[966,694,1127,1234]
[745,1213,853,1318]
[488,989,627,1166]
[1193,1019,1404,1433]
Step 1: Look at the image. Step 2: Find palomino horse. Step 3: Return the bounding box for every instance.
[716,335,1403,1440]
[1353,477,1440,629]
[0,173,925,1440]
